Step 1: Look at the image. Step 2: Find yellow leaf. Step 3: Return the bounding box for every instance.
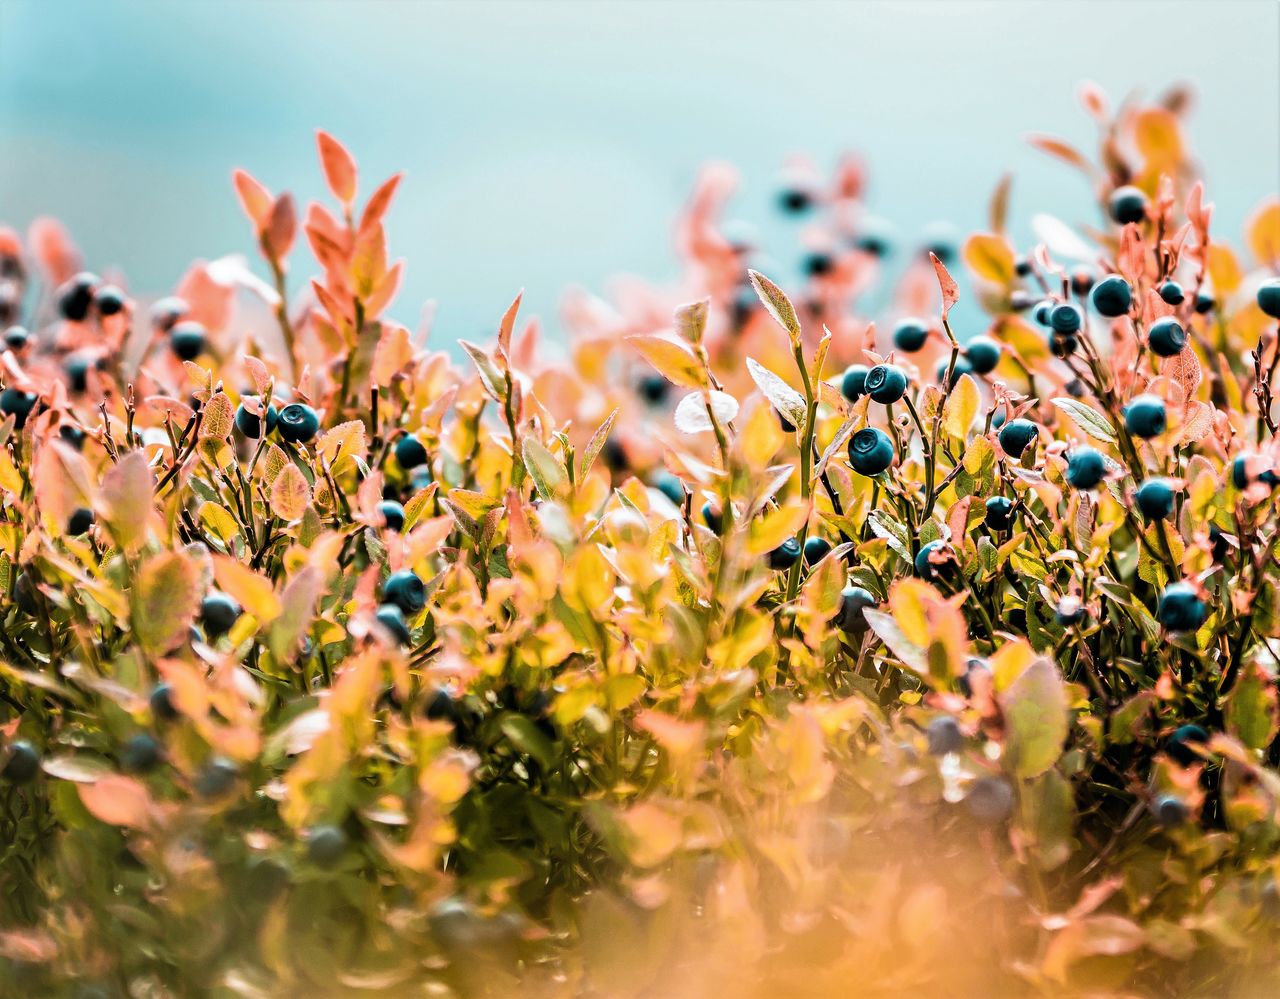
[990,637,1035,691]
[963,233,1016,286]
[199,502,240,544]
[1134,107,1183,169]
[943,373,980,438]
[270,463,310,521]
[747,502,809,557]
[626,334,707,389]
[1247,196,1280,267]
[318,420,368,467]
[1206,244,1242,297]
[132,551,200,655]
[199,392,235,440]
[213,556,281,624]
[101,450,154,553]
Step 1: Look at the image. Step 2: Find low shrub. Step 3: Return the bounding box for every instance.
[1,84,1280,996]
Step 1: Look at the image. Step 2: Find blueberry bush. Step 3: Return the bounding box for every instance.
[2,84,1280,997]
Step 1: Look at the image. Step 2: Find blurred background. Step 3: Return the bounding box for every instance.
[1,0,1277,343]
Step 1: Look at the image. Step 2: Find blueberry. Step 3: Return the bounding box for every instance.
[776,409,796,434]
[731,285,758,329]
[803,251,834,278]
[836,585,876,631]
[864,364,908,404]
[926,716,964,755]
[1050,333,1078,358]
[937,356,974,389]
[57,272,99,321]
[847,427,895,475]
[914,539,950,580]
[2,740,40,783]
[965,776,1014,823]
[169,320,207,361]
[1166,723,1210,766]
[637,373,670,404]
[65,357,89,393]
[1194,292,1215,315]
[1147,316,1187,357]
[200,591,241,637]
[654,471,685,506]
[1157,581,1207,633]
[0,386,38,428]
[984,496,1014,531]
[59,424,85,449]
[1050,303,1083,335]
[120,734,161,774]
[235,400,278,439]
[803,536,832,564]
[1055,596,1085,626]
[150,682,179,721]
[425,687,459,724]
[150,296,188,331]
[306,824,348,869]
[601,437,628,472]
[378,500,405,532]
[1091,275,1132,318]
[1014,257,1033,278]
[195,757,238,799]
[94,284,126,317]
[892,318,929,353]
[63,506,95,536]
[1135,478,1175,520]
[1070,268,1095,296]
[1123,394,1166,439]
[1033,300,1055,326]
[840,364,870,401]
[1159,280,1185,306]
[276,403,320,444]
[1153,795,1188,829]
[998,418,1039,458]
[375,603,412,644]
[1231,455,1253,489]
[778,187,813,214]
[395,434,428,470]
[383,570,426,616]
[768,537,802,571]
[701,501,722,532]
[1108,185,1149,225]
[3,325,28,349]
[1065,446,1106,489]
[1259,279,1280,320]
[964,335,1001,375]
[14,571,40,615]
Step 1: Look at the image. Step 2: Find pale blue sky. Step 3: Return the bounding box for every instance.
[1,1,1277,343]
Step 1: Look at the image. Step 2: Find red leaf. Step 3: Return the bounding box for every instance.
[359,173,404,235]
[264,193,297,261]
[316,130,358,205]
[929,252,960,320]
[232,169,273,230]
[497,290,523,357]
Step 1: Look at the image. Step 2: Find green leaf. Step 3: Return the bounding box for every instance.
[498,714,554,771]
[132,551,200,656]
[1050,397,1117,444]
[522,436,567,501]
[863,608,929,676]
[458,339,507,402]
[1000,657,1068,778]
[579,408,619,481]
[1227,662,1279,750]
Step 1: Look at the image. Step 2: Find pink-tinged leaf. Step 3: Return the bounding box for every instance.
[929,252,960,319]
[199,391,235,440]
[988,172,1012,235]
[360,173,404,235]
[132,551,200,655]
[350,223,388,299]
[263,193,297,261]
[363,259,403,320]
[26,216,81,284]
[1118,225,1146,285]
[243,356,271,397]
[33,440,95,536]
[316,130,358,205]
[1161,347,1202,402]
[232,169,273,230]
[270,463,311,521]
[79,775,154,829]
[312,279,354,328]
[1026,134,1094,174]
[1077,79,1110,121]
[371,322,414,384]
[748,270,801,346]
[100,450,154,552]
[497,290,523,357]
[268,566,324,662]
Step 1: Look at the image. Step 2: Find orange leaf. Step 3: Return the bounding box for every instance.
[360,173,403,235]
[232,168,273,230]
[264,193,297,261]
[79,775,154,829]
[929,252,960,319]
[270,463,311,521]
[316,130,358,205]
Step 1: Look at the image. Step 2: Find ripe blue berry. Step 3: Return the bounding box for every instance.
[768,537,802,570]
[383,570,426,616]
[964,335,1001,374]
[95,284,126,317]
[120,734,161,774]
[926,716,963,756]
[1123,394,1166,439]
[1194,292,1215,315]
[998,418,1038,458]
[984,496,1013,531]
[865,364,908,404]
[803,251,834,277]
[1258,279,1280,319]
[150,296,188,331]
[1166,723,1210,765]
[150,682,179,721]
[169,320,207,361]
[277,403,320,444]
[1153,795,1188,829]
[637,373,670,404]
[701,501,722,533]
[892,318,929,353]
[1071,268,1094,296]
[1033,300,1055,326]
[803,536,832,564]
[1091,275,1132,318]
[378,500,405,532]
[3,325,29,349]
[235,400,278,438]
[57,272,99,321]
[0,386,38,428]
[375,604,412,644]
[67,506,94,535]
[2,740,40,783]
[840,364,870,401]
[653,472,685,506]
[200,591,241,637]
[1050,333,1078,358]
[914,539,950,579]
[1050,303,1083,335]
[195,757,238,799]
[1157,582,1207,633]
[836,585,876,632]
[1015,257,1033,278]
[848,427,894,475]
[1147,316,1187,357]
[965,776,1014,823]
[1135,478,1175,520]
[937,356,974,389]
[395,434,428,470]
[65,357,89,393]
[306,824,348,869]
[1159,280,1185,306]
[1108,185,1149,225]
[1065,446,1106,489]
[778,187,813,214]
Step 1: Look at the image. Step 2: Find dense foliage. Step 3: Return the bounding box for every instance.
[2,84,1280,997]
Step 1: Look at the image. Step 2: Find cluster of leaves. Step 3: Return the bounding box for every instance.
[1,85,1280,996]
